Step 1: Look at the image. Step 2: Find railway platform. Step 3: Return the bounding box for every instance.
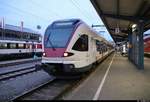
[62,52,150,100]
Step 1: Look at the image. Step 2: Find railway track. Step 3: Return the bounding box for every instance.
[8,53,112,101]
[12,78,77,101]
[0,58,41,68]
[11,69,100,101]
[0,66,40,81]
[11,54,113,101]
[11,64,101,101]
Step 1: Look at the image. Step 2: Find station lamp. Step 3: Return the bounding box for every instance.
[132,24,137,32]
[132,24,137,28]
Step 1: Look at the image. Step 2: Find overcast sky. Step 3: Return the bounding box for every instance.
[0,0,115,41]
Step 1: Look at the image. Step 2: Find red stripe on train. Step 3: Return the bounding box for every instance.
[44,48,66,57]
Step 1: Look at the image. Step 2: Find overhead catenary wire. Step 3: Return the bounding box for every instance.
[69,0,102,31]
[0,1,49,22]
[0,6,39,29]
[0,6,25,20]
[70,0,91,22]
[29,0,63,18]
[73,0,96,21]
[74,0,106,36]
[73,0,106,31]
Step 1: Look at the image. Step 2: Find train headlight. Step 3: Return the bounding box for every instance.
[63,52,74,57]
[63,52,68,57]
[43,52,46,57]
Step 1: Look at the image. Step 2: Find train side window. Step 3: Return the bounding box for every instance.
[0,43,7,49]
[37,44,42,49]
[22,34,28,39]
[5,33,11,38]
[18,43,24,49]
[0,31,2,37]
[26,44,30,49]
[10,43,16,49]
[96,40,101,51]
[72,34,88,51]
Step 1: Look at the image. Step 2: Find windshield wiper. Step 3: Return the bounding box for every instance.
[46,32,56,51]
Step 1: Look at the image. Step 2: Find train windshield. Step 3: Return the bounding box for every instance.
[44,27,74,48]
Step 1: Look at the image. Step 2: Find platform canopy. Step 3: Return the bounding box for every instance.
[91,0,150,43]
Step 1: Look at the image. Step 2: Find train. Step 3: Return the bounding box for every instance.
[144,34,150,57]
[144,34,150,53]
[0,24,43,61]
[41,19,114,77]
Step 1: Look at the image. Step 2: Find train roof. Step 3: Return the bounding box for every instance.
[85,23,112,46]
[53,18,81,23]
[49,18,113,46]
[0,24,40,34]
[51,19,82,27]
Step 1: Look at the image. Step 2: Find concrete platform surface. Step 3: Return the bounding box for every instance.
[62,53,150,100]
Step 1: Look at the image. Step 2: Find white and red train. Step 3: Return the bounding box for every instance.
[41,19,113,77]
[144,34,150,54]
[0,24,43,61]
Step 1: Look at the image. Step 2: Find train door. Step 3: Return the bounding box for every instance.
[96,40,102,62]
[29,44,32,52]
[25,43,30,52]
[84,34,90,66]
[32,43,35,53]
[90,37,96,64]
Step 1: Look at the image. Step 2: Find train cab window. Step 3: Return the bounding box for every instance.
[72,34,88,51]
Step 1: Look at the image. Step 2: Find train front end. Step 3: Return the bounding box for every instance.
[41,19,82,77]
